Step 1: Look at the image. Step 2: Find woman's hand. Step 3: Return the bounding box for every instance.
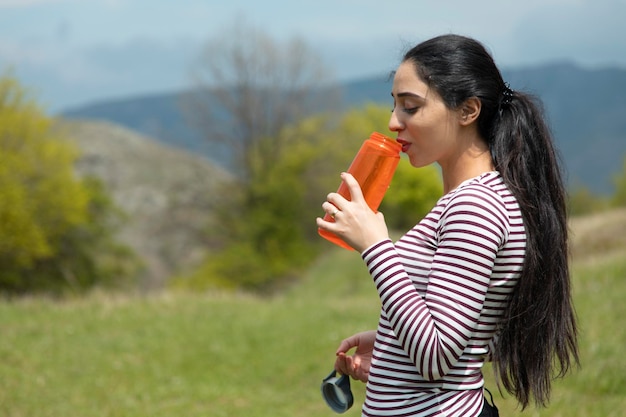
[316,172,390,253]
[334,330,376,382]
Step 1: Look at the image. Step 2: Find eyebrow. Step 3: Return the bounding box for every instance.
[391,92,426,100]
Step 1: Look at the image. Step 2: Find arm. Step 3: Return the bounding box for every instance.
[362,188,508,380]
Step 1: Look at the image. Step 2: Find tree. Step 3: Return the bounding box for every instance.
[174,115,339,292]
[175,22,342,292]
[185,19,339,180]
[0,76,87,267]
[0,74,139,294]
[176,104,444,292]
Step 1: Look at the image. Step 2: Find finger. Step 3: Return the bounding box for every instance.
[325,191,348,210]
[336,335,359,355]
[334,352,350,375]
[321,201,339,217]
[344,356,356,377]
[341,172,366,204]
[344,356,366,381]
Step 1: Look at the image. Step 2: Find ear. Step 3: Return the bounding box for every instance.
[459,97,481,126]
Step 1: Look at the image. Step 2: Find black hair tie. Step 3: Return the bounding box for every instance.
[501,82,514,106]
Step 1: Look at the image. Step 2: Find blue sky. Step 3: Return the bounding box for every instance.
[1,0,624,113]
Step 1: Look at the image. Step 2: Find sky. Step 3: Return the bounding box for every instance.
[1,0,624,113]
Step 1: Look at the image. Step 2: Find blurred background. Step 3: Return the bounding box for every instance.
[1,1,625,416]
[3,0,626,112]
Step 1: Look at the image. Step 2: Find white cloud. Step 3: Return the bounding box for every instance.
[1,35,199,111]
[2,0,624,112]
[0,0,68,8]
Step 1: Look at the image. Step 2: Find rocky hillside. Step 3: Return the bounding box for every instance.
[56,119,233,290]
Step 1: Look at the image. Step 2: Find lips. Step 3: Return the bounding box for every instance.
[396,138,411,153]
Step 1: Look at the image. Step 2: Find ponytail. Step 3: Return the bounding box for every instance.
[403,34,579,409]
[491,90,579,409]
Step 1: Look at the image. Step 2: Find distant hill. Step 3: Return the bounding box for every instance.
[62,61,626,194]
[56,119,233,290]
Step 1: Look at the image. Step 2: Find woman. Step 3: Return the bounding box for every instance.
[317,34,579,417]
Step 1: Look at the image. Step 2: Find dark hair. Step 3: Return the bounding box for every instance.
[403,34,579,409]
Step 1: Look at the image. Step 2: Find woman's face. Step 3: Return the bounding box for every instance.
[389,61,462,169]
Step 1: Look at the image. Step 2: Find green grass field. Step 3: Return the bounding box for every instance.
[1,210,625,416]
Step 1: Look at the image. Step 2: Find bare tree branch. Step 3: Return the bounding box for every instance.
[183,20,340,180]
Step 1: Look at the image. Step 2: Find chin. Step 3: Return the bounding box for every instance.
[408,157,432,168]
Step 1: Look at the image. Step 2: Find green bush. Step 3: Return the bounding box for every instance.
[0,74,140,295]
[176,104,445,293]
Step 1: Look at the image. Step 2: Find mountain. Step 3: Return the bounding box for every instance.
[503,62,626,193]
[61,62,626,194]
[56,119,233,290]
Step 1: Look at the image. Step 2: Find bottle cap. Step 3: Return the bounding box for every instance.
[321,369,354,413]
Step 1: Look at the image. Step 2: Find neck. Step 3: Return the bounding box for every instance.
[440,133,494,194]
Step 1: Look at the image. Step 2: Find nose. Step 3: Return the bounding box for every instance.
[388,109,403,133]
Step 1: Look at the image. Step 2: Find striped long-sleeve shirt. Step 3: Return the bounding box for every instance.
[360,171,526,417]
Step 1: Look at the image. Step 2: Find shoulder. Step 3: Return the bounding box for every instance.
[438,172,512,236]
[445,172,507,208]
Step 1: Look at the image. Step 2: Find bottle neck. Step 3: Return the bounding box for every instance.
[369,132,401,155]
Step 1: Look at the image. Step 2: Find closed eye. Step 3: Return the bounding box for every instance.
[391,91,425,115]
[391,104,420,114]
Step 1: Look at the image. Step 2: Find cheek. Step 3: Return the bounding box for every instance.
[406,126,451,167]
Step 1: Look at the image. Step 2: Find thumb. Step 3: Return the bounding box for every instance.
[341,172,366,205]
[336,334,359,355]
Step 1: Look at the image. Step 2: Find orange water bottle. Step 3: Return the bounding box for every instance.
[319,132,402,250]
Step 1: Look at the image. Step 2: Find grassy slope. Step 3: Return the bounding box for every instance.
[1,210,625,416]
